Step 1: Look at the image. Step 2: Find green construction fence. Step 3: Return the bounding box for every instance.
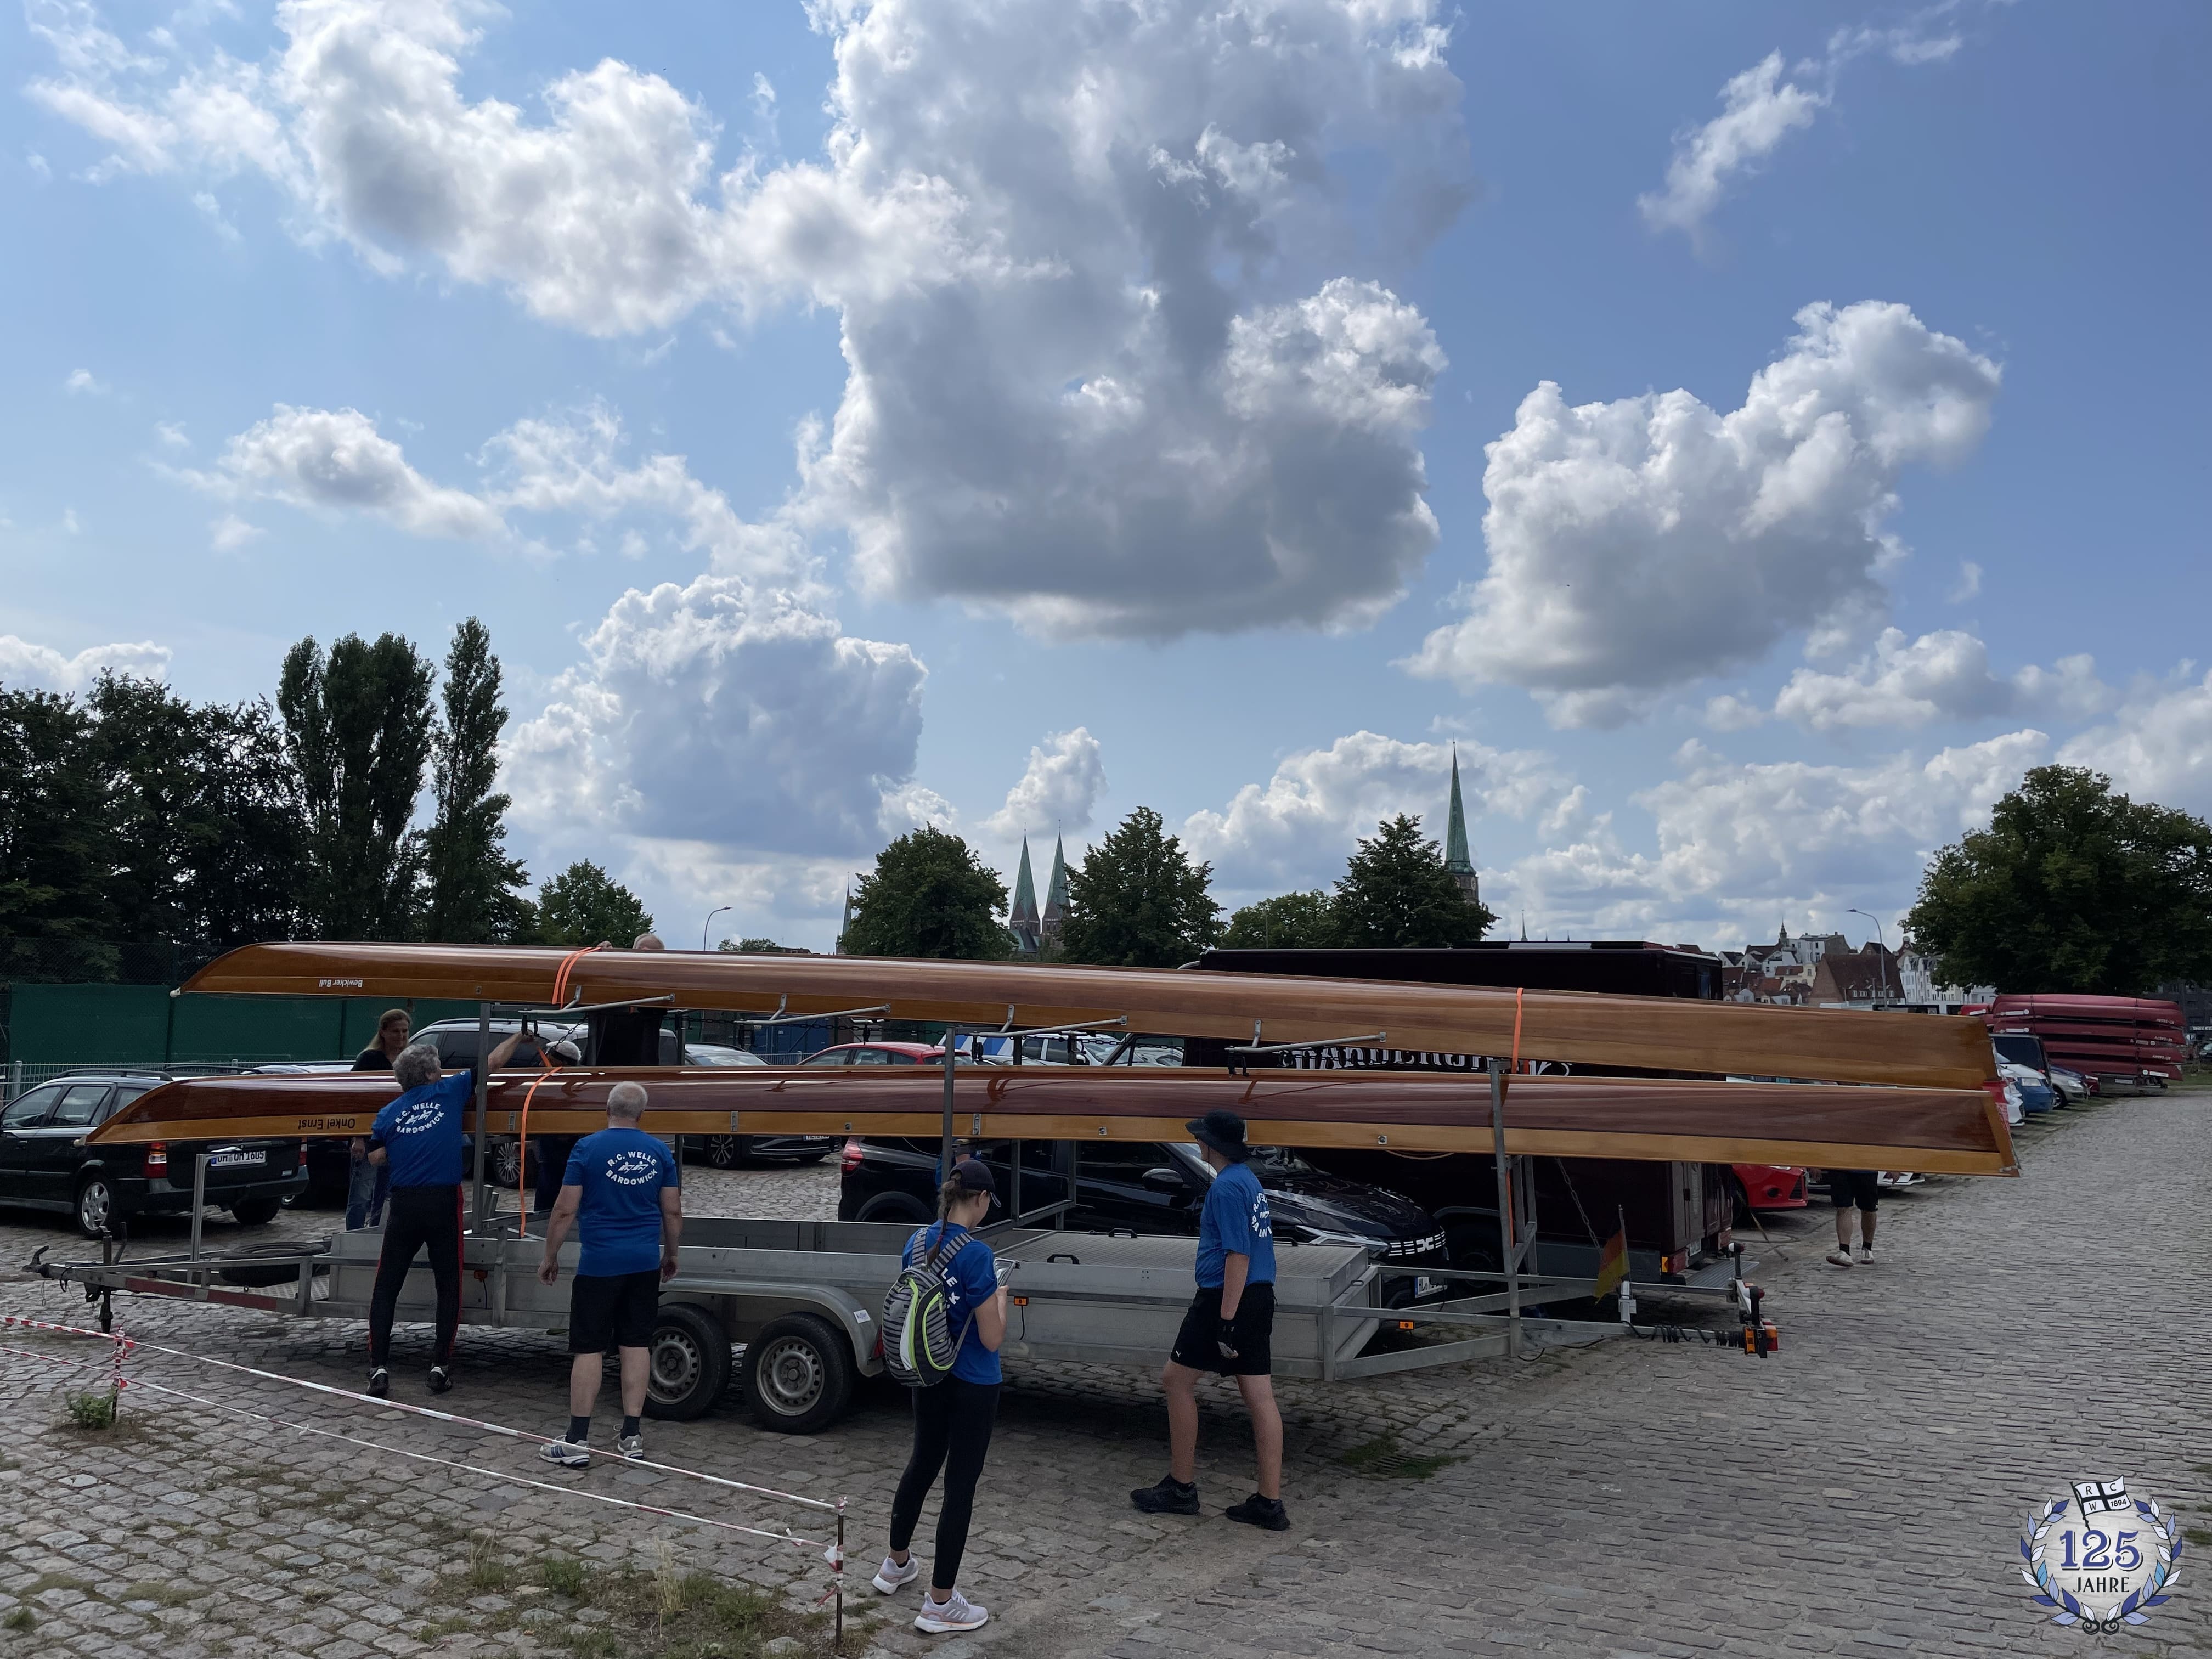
[0,983,485,1068]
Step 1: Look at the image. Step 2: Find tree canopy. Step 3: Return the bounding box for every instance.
[423,619,530,943]
[1330,813,1494,948]
[1221,889,1338,950]
[844,826,1012,959]
[537,860,654,947]
[1905,765,2212,994]
[1059,807,1220,967]
[279,631,435,940]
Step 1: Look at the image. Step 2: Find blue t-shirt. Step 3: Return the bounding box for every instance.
[369,1071,474,1189]
[902,1223,1002,1386]
[564,1128,681,1278]
[1195,1160,1276,1289]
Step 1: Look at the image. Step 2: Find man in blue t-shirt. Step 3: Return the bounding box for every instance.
[535,1080,682,1463]
[363,1027,529,1398]
[1131,1109,1288,1531]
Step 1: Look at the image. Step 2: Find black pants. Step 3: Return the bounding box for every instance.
[888,1378,1000,1589]
[368,1184,463,1367]
[534,1136,575,1213]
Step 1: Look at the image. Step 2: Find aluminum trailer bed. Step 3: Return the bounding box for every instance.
[30,1214,1646,1434]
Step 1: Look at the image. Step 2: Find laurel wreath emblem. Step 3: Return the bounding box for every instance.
[2019,1496,2185,1630]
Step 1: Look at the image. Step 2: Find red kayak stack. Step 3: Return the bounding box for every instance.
[1983,994,2185,1086]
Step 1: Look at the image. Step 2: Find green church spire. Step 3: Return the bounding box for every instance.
[1444,744,1477,904]
[1009,838,1041,956]
[1043,833,1070,944]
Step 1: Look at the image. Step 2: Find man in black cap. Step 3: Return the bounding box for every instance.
[1131,1108,1288,1530]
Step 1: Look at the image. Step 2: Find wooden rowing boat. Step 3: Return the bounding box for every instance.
[179,943,1997,1089]
[89,1066,2018,1176]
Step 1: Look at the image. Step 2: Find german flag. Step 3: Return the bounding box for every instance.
[1590,1223,1628,1301]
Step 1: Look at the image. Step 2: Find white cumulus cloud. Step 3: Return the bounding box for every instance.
[1183,729,1567,894]
[982,727,1107,839]
[195,404,505,539]
[1638,52,1827,245]
[1404,301,2002,726]
[0,633,171,692]
[2059,670,2212,814]
[32,0,1472,640]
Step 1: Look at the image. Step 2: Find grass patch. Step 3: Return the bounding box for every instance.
[124,1582,201,1609]
[543,1560,845,1657]
[541,1558,589,1597]
[3,1608,33,1633]
[61,1387,119,1430]
[1336,1431,1463,1482]
[465,1528,516,1593]
[412,1613,479,1642]
[2185,1526,2212,1549]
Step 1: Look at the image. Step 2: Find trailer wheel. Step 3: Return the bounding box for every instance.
[738,1313,854,1435]
[643,1304,732,1421]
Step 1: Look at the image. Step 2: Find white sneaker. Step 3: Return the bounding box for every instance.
[1825,1249,1854,1268]
[1856,1246,1875,1265]
[539,1440,590,1469]
[914,1590,988,1634]
[618,1433,646,1460]
[872,1554,921,1595]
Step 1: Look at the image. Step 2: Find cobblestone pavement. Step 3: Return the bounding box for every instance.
[2,1094,2207,1658]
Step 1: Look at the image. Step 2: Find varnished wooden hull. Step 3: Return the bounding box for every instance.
[89,1066,2018,1176]
[179,942,1998,1089]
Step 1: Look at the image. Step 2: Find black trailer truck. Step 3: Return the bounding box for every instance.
[1184,943,1739,1285]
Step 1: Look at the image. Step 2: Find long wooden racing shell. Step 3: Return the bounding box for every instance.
[179,942,1997,1089]
[90,1066,2019,1176]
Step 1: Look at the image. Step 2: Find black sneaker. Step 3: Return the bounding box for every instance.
[367,1368,390,1399]
[1130,1475,1200,1515]
[1224,1494,1290,1532]
[428,1365,451,1395]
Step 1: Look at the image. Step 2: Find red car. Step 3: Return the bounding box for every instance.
[1732,1164,1807,1209]
[798,1041,947,1066]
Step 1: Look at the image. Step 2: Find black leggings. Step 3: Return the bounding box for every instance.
[889,1378,1000,1590]
[368,1183,464,1366]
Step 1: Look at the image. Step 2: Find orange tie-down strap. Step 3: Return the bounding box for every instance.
[513,944,603,1236]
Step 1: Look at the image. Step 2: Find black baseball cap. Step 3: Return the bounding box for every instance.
[950,1157,997,1197]
[1186,1109,1250,1162]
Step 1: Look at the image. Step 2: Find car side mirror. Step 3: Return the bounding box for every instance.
[1140,1167,1186,1193]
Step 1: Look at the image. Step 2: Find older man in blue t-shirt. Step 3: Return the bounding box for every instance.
[535,1080,682,1464]
[1130,1108,1288,1531]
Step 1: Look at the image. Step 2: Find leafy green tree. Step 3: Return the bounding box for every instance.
[844,827,1013,959]
[89,675,305,950]
[1331,813,1493,948]
[1222,890,1338,950]
[422,619,530,943]
[1906,765,2212,994]
[0,686,114,977]
[279,632,435,939]
[537,860,654,947]
[721,937,791,954]
[1060,807,1221,967]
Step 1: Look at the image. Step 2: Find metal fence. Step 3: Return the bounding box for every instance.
[1,1058,283,1103]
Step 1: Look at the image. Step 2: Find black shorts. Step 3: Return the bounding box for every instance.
[1828,1170,1880,1211]
[568,1269,661,1353]
[1170,1283,1275,1377]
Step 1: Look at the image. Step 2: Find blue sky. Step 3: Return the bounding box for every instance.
[5,1,2208,952]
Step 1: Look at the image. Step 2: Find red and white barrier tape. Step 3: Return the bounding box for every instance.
[0,1340,834,1553]
[4,1311,836,1512]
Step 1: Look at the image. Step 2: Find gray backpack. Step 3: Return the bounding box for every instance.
[882,1226,974,1387]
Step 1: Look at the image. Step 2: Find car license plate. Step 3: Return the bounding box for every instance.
[208,1150,266,1170]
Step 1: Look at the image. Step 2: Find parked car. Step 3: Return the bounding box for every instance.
[2000,1060,2055,1115]
[799,1041,945,1066]
[837,1135,1448,1302]
[251,1062,358,1203]
[1730,1164,1807,1210]
[410,1017,586,1068]
[0,1071,307,1238]
[1984,1074,2025,1127]
[677,1046,834,1168]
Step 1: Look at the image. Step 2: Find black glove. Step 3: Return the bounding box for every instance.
[1214,1311,1240,1362]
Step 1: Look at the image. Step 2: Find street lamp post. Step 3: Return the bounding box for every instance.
[1846,909,1890,1003]
[702,905,733,951]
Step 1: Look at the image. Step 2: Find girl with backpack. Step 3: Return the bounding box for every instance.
[873,1158,1008,1634]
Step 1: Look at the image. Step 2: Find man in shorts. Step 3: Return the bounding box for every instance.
[1826,1169,1880,1267]
[535,1080,682,1463]
[1130,1108,1288,1531]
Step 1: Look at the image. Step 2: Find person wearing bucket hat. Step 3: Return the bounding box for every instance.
[1130,1108,1288,1531]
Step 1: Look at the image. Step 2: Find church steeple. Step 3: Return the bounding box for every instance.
[1444,744,1478,905]
[1009,839,1041,957]
[1042,834,1070,945]
[836,883,853,955]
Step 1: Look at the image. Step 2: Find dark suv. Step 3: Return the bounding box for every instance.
[0,1073,307,1238]
[838,1137,1448,1301]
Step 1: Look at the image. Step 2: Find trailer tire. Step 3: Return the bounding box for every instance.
[738,1313,854,1435]
[643,1304,732,1421]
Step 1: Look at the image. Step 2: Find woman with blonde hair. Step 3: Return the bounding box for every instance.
[872,1158,1007,1634]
